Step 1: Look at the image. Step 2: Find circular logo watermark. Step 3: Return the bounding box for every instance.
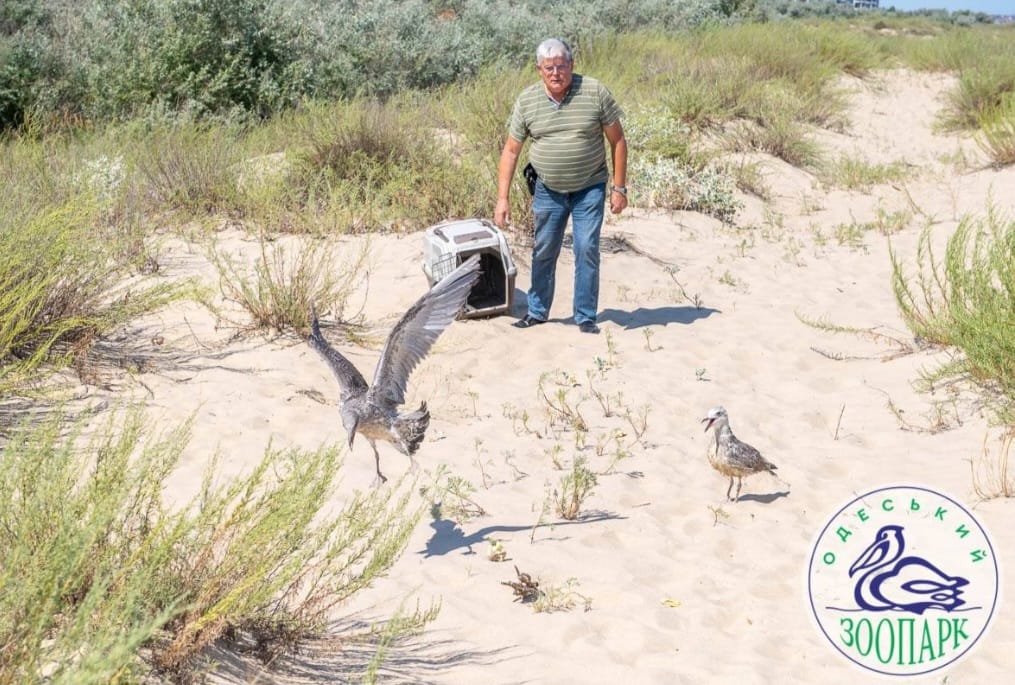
[808,485,999,677]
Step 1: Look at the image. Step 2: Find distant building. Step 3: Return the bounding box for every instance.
[837,0,880,8]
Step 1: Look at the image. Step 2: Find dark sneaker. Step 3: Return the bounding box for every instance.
[513,315,546,329]
[578,321,600,334]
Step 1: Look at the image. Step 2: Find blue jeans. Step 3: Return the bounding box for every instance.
[526,180,606,325]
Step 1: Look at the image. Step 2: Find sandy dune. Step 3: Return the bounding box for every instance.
[123,69,1014,683]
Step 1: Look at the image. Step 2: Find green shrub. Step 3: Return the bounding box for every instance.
[127,121,247,216]
[287,97,492,232]
[207,232,369,334]
[0,196,181,394]
[891,210,1015,424]
[0,405,426,683]
[632,155,743,223]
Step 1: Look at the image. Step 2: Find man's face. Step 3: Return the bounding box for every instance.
[538,56,573,98]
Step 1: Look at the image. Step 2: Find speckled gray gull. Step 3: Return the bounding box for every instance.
[702,406,778,502]
[309,254,481,484]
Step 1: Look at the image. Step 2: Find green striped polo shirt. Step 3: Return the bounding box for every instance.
[508,74,623,193]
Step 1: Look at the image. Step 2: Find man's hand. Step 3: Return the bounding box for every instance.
[494,198,511,228]
[495,136,524,228]
[610,191,627,215]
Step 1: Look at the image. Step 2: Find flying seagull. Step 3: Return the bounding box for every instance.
[702,406,778,502]
[309,254,481,484]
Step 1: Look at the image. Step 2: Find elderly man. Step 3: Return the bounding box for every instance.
[494,37,628,335]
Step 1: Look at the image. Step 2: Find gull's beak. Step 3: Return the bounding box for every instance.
[348,419,359,448]
[702,417,715,432]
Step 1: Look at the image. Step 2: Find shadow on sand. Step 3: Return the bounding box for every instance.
[734,490,790,504]
[598,305,720,329]
[207,611,527,685]
[422,510,626,558]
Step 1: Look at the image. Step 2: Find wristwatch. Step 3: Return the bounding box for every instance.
[611,185,627,196]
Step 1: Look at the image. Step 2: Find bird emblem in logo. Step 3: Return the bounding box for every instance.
[847,524,971,615]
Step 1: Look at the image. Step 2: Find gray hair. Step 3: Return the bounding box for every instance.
[536,38,572,64]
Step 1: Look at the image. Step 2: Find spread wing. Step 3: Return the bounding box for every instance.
[308,307,369,402]
[369,254,481,407]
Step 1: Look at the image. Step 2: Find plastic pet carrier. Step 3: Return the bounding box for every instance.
[423,218,517,319]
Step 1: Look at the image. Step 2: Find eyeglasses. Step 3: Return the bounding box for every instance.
[540,63,571,74]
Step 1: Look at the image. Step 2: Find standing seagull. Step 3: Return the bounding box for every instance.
[309,254,481,484]
[701,406,778,502]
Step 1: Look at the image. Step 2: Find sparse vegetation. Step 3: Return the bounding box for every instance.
[971,431,1015,500]
[822,155,914,190]
[891,210,1015,426]
[4,6,1015,680]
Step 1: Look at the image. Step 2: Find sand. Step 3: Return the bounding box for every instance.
[126,69,1014,683]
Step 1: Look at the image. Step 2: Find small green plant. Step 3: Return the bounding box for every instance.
[554,456,598,521]
[604,329,620,367]
[724,157,771,199]
[466,389,480,417]
[504,451,528,480]
[537,372,588,434]
[502,402,537,436]
[600,431,634,475]
[586,368,615,417]
[642,327,659,352]
[834,220,867,249]
[666,266,703,309]
[708,504,730,526]
[544,443,565,470]
[421,465,487,523]
[473,438,492,489]
[623,404,651,447]
[487,538,509,562]
[533,577,593,613]
[795,312,916,360]
[631,155,743,222]
[834,209,911,250]
[530,483,554,543]
[718,270,739,287]
[873,208,911,236]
